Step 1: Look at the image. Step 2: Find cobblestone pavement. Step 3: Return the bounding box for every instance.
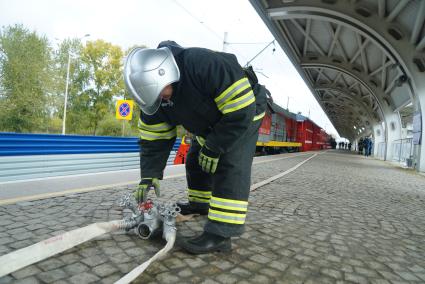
[1,151,425,284]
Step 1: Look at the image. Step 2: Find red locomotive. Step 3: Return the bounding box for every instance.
[256,102,332,154]
[174,102,332,164]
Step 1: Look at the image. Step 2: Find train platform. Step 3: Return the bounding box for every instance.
[0,150,425,284]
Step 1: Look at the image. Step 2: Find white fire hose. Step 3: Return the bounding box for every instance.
[0,197,180,284]
[0,220,133,277]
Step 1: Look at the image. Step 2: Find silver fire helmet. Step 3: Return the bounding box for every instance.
[123,47,180,115]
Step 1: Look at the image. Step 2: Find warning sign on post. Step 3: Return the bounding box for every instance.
[116,100,134,120]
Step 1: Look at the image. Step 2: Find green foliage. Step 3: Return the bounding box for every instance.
[0,24,53,132]
[77,40,125,135]
[51,38,85,117]
[0,24,147,137]
[97,114,123,136]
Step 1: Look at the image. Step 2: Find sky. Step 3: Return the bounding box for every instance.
[0,0,340,137]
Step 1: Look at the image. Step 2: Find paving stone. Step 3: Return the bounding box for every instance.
[37,258,65,271]
[320,268,343,279]
[249,274,272,284]
[344,273,368,284]
[0,220,13,226]
[0,276,14,284]
[116,262,134,274]
[260,267,281,278]
[210,260,234,270]
[155,272,180,283]
[37,269,68,283]
[249,254,271,264]
[184,257,207,268]
[63,262,89,274]
[58,253,80,265]
[101,274,121,284]
[13,277,40,284]
[0,237,14,246]
[370,279,391,284]
[81,255,107,267]
[396,271,421,281]
[216,273,239,284]
[201,279,220,284]
[68,272,100,284]
[177,268,193,277]
[92,263,119,277]
[1,152,425,283]
[269,261,289,272]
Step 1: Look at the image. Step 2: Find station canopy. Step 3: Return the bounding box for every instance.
[249,0,425,140]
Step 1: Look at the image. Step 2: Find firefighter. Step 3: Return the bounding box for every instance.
[123,41,268,254]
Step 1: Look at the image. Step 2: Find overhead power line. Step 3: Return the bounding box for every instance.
[172,0,223,41]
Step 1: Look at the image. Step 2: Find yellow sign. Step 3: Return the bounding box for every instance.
[116,100,134,120]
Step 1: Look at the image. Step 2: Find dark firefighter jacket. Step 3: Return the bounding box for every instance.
[138,41,268,179]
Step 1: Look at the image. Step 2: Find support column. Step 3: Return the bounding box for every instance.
[415,89,425,172]
[373,123,385,159]
[384,112,402,161]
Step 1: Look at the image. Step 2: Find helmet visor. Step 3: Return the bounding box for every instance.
[140,94,162,115]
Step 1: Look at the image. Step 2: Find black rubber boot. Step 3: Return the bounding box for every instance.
[179,231,231,254]
[177,202,208,215]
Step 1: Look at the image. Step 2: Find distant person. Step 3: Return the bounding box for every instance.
[367,138,373,156]
[364,137,371,157]
[358,138,364,155]
[368,138,372,156]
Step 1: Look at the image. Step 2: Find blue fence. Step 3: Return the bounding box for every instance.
[0,133,182,182]
[0,133,181,156]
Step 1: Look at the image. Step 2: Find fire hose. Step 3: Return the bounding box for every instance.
[0,194,181,284]
[0,153,318,282]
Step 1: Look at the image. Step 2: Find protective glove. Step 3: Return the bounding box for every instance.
[198,146,220,174]
[133,178,160,203]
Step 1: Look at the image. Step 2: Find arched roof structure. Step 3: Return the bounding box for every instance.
[250,0,425,171]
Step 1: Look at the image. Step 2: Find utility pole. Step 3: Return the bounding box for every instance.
[61,34,90,135]
[62,51,72,135]
[222,32,228,52]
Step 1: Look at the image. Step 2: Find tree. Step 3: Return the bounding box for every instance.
[0,24,53,132]
[77,40,125,135]
[52,38,89,134]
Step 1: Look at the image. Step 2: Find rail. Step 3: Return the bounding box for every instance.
[376,142,386,160]
[390,138,414,167]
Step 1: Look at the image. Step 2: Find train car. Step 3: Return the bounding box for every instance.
[173,101,331,164]
[256,103,302,154]
[296,113,331,151]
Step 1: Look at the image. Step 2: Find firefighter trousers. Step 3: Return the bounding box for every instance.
[185,120,261,238]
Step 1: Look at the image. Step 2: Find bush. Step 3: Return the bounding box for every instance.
[97,115,123,136]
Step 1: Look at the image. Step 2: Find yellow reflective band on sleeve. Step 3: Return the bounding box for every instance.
[215,77,250,105]
[208,209,246,224]
[220,91,255,114]
[210,196,248,212]
[138,119,174,132]
[253,111,266,121]
[139,128,177,141]
[215,79,251,109]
